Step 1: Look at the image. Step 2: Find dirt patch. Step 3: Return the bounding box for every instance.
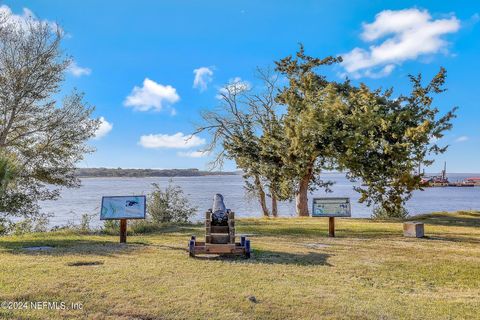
[67,261,104,267]
[22,246,54,251]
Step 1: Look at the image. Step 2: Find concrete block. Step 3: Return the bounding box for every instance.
[403,222,424,238]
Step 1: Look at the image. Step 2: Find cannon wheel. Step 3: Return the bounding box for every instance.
[245,239,251,259]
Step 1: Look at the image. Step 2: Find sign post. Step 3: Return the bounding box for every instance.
[120,219,127,243]
[100,196,146,243]
[328,217,335,237]
[312,197,351,237]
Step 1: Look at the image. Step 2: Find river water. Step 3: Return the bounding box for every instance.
[39,173,480,227]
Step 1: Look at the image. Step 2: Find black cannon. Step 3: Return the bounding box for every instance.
[211,193,229,226]
[188,194,251,258]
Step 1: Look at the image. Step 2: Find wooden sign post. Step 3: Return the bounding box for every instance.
[328,217,335,237]
[312,197,351,238]
[120,219,127,243]
[100,196,147,244]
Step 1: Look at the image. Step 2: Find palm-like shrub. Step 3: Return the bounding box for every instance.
[148,181,197,223]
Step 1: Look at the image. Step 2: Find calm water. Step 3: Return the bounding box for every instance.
[40,173,480,227]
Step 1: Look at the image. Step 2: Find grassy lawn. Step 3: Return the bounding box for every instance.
[1,211,480,319]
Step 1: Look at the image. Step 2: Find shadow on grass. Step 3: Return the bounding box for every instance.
[332,229,401,239]
[424,235,480,244]
[0,238,149,256]
[193,249,332,266]
[236,226,401,240]
[107,223,203,236]
[409,212,480,228]
[151,243,189,252]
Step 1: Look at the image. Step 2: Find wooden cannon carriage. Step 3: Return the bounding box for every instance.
[188,194,251,258]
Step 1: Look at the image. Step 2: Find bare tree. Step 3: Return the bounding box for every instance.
[195,70,286,217]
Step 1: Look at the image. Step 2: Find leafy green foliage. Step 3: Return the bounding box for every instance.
[372,206,409,220]
[0,153,17,194]
[129,220,165,234]
[102,219,120,235]
[339,70,456,216]
[9,213,51,235]
[274,46,347,215]
[148,182,197,223]
[78,213,94,233]
[273,46,456,218]
[0,12,99,219]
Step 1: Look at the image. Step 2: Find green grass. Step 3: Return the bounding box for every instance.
[1,212,480,319]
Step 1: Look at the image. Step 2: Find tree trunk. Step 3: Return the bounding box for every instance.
[295,165,313,217]
[271,193,278,217]
[254,175,269,217]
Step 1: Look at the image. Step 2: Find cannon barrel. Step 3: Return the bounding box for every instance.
[211,193,229,226]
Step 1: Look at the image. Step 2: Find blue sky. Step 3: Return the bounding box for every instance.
[3,0,480,172]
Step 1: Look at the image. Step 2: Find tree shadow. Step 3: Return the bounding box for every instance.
[235,226,329,238]
[236,227,402,240]
[150,243,189,252]
[192,249,332,266]
[408,212,480,228]
[0,238,148,257]
[423,235,480,244]
[333,230,401,239]
[126,224,203,236]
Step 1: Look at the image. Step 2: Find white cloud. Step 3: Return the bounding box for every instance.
[341,8,460,78]
[193,67,214,92]
[94,117,113,139]
[177,150,209,158]
[124,78,180,112]
[216,77,251,99]
[139,132,205,149]
[0,5,60,33]
[68,61,91,77]
[455,136,469,143]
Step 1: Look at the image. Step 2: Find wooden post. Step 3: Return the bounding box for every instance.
[328,217,335,237]
[120,219,127,243]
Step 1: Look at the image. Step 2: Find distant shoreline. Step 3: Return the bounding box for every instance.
[74,168,480,179]
[75,168,238,178]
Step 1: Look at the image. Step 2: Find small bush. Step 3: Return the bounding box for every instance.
[12,219,33,235]
[148,181,197,223]
[33,213,51,232]
[52,213,97,234]
[129,220,165,234]
[0,218,8,235]
[10,212,52,235]
[79,213,94,233]
[372,206,409,220]
[102,219,120,235]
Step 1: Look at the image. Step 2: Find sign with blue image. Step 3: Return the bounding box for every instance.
[100,196,146,220]
[312,197,351,217]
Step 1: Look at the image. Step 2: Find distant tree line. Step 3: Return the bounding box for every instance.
[75,168,236,178]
